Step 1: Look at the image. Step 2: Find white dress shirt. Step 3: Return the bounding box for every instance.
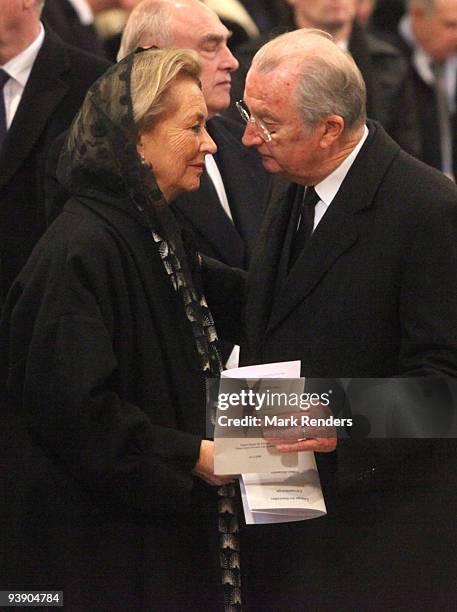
[205,153,233,222]
[312,125,369,229]
[1,23,45,130]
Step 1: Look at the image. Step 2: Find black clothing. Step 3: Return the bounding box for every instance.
[0,50,226,611]
[370,0,406,36]
[42,0,106,57]
[0,28,110,304]
[377,30,457,177]
[202,121,457,610]
[45,113,269,364]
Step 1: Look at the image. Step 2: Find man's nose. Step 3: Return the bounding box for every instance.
[221,44,239,72]
[242,121,262,147]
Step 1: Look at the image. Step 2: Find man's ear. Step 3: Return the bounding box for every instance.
[319,115,345,148]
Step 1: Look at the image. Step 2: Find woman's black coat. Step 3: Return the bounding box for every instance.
[1,195,224,611]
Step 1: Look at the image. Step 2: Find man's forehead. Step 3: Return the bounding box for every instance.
[245,65,300,107]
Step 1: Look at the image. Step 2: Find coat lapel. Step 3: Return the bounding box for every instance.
[245,177,292,358]
[266,122,401,335]
[0,30,70,191]
[267,196,359,333]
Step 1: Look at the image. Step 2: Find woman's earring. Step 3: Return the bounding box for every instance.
[140,154,152,170]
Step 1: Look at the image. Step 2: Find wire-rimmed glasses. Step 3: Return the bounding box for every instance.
[236,100,273,143]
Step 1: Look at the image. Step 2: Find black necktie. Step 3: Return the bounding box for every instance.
[289,186,319,270]
[0,68,10,149]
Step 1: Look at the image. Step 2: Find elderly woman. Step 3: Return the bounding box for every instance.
[1,49,241,611]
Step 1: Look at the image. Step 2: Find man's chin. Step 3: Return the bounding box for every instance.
[261,156,281,173]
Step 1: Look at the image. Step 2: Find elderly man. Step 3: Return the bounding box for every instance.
[203,28,457,610]
[0,0,109,303]
[118,0,269,274]
[377,0,457,179]
[230,0,421,156]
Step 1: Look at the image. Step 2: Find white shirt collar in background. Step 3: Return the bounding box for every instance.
[1,23,45,129]
[205,153,233,222]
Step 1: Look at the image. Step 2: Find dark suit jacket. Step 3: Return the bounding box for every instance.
[42,0,106,58]
[378,31,457,176]
[0,28,110,303]
[348,22,420,155]
[202,121,457,609]
[206,122,457,381]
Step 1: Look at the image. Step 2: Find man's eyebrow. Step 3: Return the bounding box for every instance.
[253,107,280,123]
[199,33,228,45]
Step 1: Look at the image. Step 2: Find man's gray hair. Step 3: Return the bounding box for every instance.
[117,0,174,61]
[252,29,367,134]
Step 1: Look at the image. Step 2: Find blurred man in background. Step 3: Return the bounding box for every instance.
[378,0,457,179]
[0,0,109,303]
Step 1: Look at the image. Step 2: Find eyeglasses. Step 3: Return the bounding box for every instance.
[236,100,273,143]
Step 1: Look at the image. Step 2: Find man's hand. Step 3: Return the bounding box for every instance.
[265,437,337,453]
[263,403,338,453]
[192,439,237,486]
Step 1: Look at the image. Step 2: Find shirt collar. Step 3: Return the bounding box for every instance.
[314,125,369,206]
[2,22,45,87]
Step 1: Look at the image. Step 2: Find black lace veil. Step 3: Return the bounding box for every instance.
[57,49,166,222]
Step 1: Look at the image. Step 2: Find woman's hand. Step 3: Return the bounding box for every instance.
[193,440,236,486]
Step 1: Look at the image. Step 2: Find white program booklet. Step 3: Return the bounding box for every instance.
[213,361,327,524]
[214,361,302,475]
[239,452,327,524]
[221,360,301,380]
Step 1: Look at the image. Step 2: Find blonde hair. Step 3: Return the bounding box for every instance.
[130,47,201,132]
